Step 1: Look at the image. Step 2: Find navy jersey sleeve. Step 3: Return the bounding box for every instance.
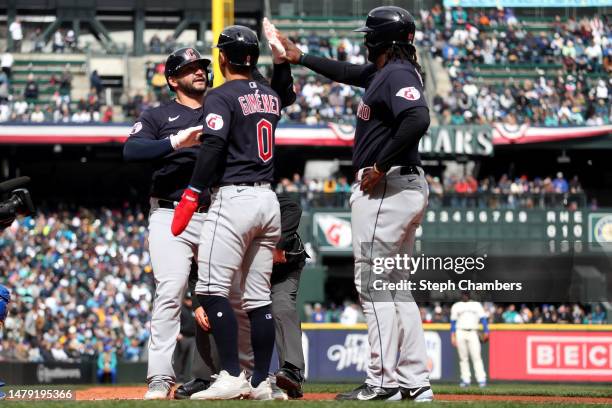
[271,62,296,108]
[201,91,233,141]
[385,67,428,118]
[128,110,158,140]
[123,110,174,161]
[301,54,375,88]
[252,64,295,108]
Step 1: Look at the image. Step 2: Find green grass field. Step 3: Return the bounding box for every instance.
[306,383,612,398]
[4,400,611,408]
[3,383,612,407]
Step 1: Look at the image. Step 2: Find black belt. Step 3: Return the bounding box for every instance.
[219,182,271,187]
[157,199,207,213]
[358,165,421,179]
[398,165,421,176]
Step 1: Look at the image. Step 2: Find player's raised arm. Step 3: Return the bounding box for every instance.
[278,32,375,88]
[262,18,296,107]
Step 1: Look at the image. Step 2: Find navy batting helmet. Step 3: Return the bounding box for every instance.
[355,6,416,63]
[216,25,260,67]
[164,47,211,90]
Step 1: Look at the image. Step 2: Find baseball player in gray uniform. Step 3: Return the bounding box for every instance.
[171,25,293,400]
[279,6,433,402]
[123,47,211,400]
[124,43,294,399]
[174,194,307,400]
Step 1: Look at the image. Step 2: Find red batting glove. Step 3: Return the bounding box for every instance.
[171,188,200,236]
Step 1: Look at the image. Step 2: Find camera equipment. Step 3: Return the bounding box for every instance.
[0,177,35,229]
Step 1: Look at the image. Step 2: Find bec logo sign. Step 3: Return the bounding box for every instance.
[527,336,612,375]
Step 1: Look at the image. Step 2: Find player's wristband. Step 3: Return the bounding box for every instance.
[169,134,180,150]
[373,163,385,175]
[298,52,306,65]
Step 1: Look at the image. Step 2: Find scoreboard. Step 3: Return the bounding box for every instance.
[312,209,612,256]
[419,209,584,241]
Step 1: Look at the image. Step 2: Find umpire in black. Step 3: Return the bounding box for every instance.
[175,193,307,399]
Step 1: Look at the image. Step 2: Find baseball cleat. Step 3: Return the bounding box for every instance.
[459,381,470,388]
[269,376,289,400]
[478,381,487,388]
[400,386,434,402]
[275,367,304,398]
[144,381,171,400]
[335,383,401,401]
[335,383,367,400]
[174,378,210,399]
[249,378,274,400]
[190,370,250,400]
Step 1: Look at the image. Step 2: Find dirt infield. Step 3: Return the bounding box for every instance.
[76,387,612,404]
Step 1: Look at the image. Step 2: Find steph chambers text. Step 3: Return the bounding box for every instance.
[372,279,523,292]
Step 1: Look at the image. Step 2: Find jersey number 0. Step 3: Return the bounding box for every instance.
[257,119,273,163]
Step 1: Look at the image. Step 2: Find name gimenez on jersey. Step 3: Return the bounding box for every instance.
[238,91,281,116]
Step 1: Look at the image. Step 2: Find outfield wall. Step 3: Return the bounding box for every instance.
[300,323,612,383]
[2,324,611,384]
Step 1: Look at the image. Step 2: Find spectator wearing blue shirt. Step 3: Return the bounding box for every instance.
[97,345,118,383]
[311,303,326,323]
[124,338,141,362]
[553,172,569,193]
[591,304,607,324]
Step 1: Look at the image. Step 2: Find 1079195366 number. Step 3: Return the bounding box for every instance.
[6,388,75,400]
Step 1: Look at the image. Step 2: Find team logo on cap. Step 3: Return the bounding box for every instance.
[206,113,224,130]
[396,86,421,101]
[185,48,197,60]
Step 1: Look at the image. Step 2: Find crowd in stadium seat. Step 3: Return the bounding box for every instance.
[2,7,609,127]
[0,208,153,363]
[0,201,608,363]
[275,171,586,210]
[420,5,611,126]
[0,59,116,123]
[305,302,366,324]
[305,302,607,325]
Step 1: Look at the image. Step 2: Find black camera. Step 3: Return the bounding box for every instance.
[0,177,35,229]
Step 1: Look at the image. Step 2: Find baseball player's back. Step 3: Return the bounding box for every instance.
[171,25,289,401]
[198,79,281,184]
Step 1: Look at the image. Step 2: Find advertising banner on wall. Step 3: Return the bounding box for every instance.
[301,326,458,382]
[490,330,612,382]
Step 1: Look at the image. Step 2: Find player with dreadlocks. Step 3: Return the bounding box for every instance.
[278,6,434,402]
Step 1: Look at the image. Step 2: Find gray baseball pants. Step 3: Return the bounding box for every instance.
[191,249,305,378]
[194,185,281,310]
[351,166,431,389]
[146,200,206,385]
